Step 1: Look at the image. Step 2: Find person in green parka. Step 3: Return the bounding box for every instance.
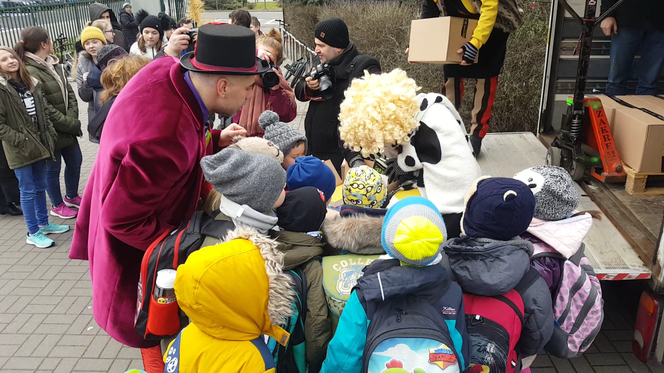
[0,46,70,249]
[16,26,83,220]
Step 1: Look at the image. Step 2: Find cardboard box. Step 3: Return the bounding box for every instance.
[599,95,664,173]
[409,17,478,64]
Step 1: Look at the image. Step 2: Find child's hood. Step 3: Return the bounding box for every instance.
[322,214,385,255]
[269,230,325,270]
[174,227,294,345]
[444,237,533,296]
[525,213,592,259]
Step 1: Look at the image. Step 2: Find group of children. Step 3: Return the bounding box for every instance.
[122,101,602,373]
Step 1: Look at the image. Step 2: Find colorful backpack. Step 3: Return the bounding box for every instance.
[322,254,381,328]
[134,211,235,340]
[531,242,604,358]
[267,267,307,373]
[462,268,540,373]
[360,262,469,373]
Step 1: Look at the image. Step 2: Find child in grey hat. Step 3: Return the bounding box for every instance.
[200,147,287,234]
[259,110,307,170]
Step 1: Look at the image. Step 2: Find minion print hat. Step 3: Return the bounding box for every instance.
[342,165,387,208]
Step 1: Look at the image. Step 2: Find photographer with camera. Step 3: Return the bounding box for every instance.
[233,29,297,137]
[295,18,380,175]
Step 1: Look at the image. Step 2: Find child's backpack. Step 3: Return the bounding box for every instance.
[322,254,381,330]
[531,242,604,358]
[360,260,469,373]
[462,268,540,373]
[266,267,308,373]
[134,211,235,340]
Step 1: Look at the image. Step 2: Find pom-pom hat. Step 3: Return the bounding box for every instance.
[259,111,306,156]
[381,196,447,267]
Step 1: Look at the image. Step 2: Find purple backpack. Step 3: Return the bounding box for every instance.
[530,240,604,358]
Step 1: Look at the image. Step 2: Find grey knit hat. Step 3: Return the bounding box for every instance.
[514,165,579,221]
[259,110,306,156]
[200,148,287,214]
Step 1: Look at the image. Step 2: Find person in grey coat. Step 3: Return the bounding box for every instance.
[444,176,554,369]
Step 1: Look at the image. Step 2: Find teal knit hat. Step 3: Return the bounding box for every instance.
[381,196,447,267]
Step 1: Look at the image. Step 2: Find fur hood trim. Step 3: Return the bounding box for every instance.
[323,214,386,254]
[223,227,294,326]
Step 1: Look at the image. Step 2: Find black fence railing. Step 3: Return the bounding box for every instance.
[161,0,187,22]
[0,0,124,51]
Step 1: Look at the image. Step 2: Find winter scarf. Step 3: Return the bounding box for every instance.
[238,69,295,137]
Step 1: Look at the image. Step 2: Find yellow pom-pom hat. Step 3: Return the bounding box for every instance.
[381,196,447,266]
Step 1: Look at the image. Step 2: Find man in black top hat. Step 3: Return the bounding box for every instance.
[70,24,271,359]
[294,18,381,175]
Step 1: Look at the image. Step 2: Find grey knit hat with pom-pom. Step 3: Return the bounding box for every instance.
[514,165,580,221]
[259,110,307,156]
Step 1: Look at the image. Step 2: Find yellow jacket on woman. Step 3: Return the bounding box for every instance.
[164,228,295,373]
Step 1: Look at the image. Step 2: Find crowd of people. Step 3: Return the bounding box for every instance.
[0,2,614,373]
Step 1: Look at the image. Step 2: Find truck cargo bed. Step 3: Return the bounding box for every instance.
[478,133,653,280]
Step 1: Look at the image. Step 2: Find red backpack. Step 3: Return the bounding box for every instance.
[134,211,234,340]
[462,268,540,373]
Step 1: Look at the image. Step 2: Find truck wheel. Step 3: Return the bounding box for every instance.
[546,146,562,166]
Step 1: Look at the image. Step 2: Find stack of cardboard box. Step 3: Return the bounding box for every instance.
[599,96,664,174]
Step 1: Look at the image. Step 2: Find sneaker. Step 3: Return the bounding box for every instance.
[39,222,70,235]
[50,202,77,219]
[26,231,54,248]
[64,195,82,209]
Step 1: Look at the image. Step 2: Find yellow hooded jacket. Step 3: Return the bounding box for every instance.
[165,228,295,373]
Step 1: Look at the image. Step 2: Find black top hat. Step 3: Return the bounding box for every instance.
[180,23,270,75]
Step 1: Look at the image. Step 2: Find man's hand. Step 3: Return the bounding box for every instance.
[164,27,191,57]
[305,76,320,91]
[218,123,246,148]
[457,42,478,66]
[601,17,618,36]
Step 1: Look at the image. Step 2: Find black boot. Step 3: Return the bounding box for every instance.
[470,136,482,158]
[6,202,22,216]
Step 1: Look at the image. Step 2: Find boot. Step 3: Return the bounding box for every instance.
[470,135,482,158]
[7,202,22,216]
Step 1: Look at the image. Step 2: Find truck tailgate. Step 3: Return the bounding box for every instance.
[478,133,651,280]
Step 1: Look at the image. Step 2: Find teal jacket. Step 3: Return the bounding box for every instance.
[320,259,470,373]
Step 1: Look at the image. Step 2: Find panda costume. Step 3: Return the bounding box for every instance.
[339,69,481,237]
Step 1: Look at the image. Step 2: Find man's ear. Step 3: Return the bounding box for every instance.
[216,76,230,98]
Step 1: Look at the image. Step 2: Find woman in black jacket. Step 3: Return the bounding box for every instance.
[0,142,21,215]
[119,3,139,46]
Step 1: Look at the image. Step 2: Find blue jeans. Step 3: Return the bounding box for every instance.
[46,142,82,207]
[14,160,49,234]
[606,28,664,95]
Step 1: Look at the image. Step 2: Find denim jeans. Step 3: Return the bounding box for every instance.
[46,142,82,207]
[14,160,49,234]
[606,27,664,95]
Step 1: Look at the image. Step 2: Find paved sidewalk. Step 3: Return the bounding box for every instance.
[0,88,661,372]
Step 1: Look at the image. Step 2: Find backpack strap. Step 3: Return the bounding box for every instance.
[164,330,183,373]
[199,219,235,242]
[567,243,586,266]
[514,267,541,294]
[250,337,276,371]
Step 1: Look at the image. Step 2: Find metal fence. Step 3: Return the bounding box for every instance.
[280,23,316,74]
[0,0,124,49]
[161,0,186,22]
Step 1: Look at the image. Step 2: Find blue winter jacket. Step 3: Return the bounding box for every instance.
[320,258,470,373]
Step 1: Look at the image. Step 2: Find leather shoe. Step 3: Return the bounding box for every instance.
[5,203,22,216]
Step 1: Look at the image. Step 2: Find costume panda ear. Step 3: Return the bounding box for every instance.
[434,95,443,103]
[420,98,428,111]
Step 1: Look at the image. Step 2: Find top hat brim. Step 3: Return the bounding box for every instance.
[180,52,271,75]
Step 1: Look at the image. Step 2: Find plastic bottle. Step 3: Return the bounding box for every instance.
[154,269,177,304]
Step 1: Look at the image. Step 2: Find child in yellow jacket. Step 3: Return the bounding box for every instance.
[421,0,523,157]
[163,228,295,373]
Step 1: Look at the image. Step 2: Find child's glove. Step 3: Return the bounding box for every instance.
[459,42,478,65]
